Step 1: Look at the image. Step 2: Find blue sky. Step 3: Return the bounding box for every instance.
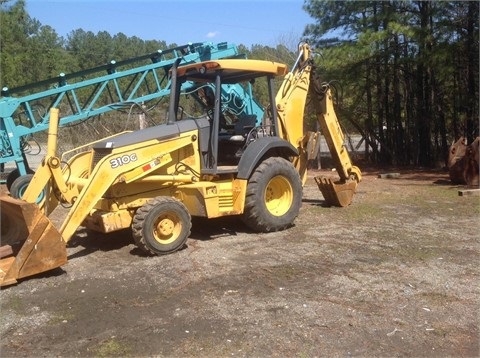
[26,0,314,48]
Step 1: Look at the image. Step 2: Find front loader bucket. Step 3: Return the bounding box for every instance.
[314,176,358,207]
[0,195,67,287]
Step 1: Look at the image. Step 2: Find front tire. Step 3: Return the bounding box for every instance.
[242,157,302,232]
[132,197,191,255]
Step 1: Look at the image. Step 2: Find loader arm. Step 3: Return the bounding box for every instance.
[0,108,202,286]
[59,126,200,243]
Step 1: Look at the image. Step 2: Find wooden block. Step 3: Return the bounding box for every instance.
[378,173,401,179]
[458,189,480,196]
[0,245,13,259]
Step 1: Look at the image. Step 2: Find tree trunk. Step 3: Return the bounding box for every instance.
[416,1,433,166]
[466,1,479,143]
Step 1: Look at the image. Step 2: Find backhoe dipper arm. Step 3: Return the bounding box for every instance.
[311,81,362,184]
[310,76,362,207]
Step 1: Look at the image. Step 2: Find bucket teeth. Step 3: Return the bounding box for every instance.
[314,176,357,207]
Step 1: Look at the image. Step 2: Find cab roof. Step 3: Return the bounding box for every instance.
[175,59,288,83]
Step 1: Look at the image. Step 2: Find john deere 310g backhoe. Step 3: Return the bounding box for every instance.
[0,43,361,286]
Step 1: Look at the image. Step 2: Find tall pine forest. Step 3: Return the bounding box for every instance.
[1,0,478,167]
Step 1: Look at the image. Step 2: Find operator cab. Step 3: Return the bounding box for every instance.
[193,85,258,164]
[170,59,288,174]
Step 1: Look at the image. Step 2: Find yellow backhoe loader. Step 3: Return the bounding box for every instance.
[0,43,361,286]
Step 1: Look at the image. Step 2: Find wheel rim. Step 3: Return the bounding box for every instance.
[152,211,182,245]
[264,175,293,216]
[20,185,45,204]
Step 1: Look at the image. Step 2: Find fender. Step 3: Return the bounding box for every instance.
[237,137,298,179]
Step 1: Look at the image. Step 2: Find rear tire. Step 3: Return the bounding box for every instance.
[132,197,191,255]
[9,174,47,206]
[241,157,302,232]
[6,168,34,191]
[10,174,36,200]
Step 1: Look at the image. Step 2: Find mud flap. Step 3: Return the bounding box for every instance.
[0,195,67,287]
[314,176,358,207]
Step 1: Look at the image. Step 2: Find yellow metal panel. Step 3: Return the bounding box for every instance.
[179,181,221,217]
[275,67,312,147]
[176,59,288,78]
[84,209,134,233]
[177,179,247,218]
[93,183,177,211]
[232,179,247,213]
[177,185,209,217]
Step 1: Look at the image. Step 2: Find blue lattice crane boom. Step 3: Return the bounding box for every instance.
[0,41,264,187]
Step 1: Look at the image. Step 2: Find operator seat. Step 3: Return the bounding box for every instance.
[221,115,257,141]
[218,115,257,164]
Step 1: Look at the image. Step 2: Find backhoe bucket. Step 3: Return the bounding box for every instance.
[0,195,67,287]
[314,176,358,207]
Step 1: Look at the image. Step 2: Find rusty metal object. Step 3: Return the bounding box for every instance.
[0,194,67,287]
[464,137,479,186]
[448,137,468,184]
[448,137,479,186]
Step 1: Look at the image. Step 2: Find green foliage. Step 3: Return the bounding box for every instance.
[303,0,479,166]
[94,337,131,357]
[0,0,169,88]
[1,0,477,167]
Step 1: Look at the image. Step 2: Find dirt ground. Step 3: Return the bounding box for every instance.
[0,168,479,357]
